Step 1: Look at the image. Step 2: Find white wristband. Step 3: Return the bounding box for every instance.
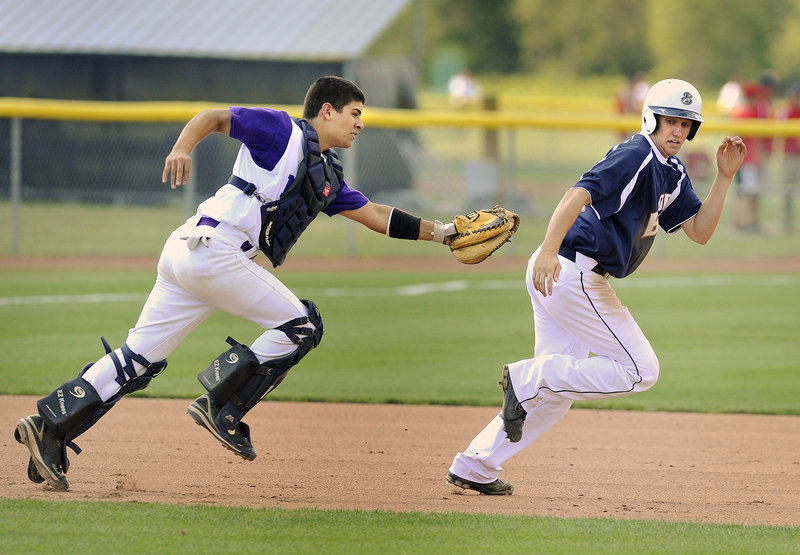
[433,220,456,244]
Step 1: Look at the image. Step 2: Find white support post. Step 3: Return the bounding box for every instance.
[10,117,22,255]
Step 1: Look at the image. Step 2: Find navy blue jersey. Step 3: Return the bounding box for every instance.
[564,133,702,278]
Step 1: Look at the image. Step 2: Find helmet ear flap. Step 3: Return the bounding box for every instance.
[642,109,657,135]
[687,121,700,141]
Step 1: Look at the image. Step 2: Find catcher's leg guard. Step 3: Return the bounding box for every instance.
[190,300,323,459]
[14,338,167,488]
[66,337,167,444]
[16,376,102,491]
[190,336,261,458]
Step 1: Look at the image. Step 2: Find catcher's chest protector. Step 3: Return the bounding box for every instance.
[257,119,343,267]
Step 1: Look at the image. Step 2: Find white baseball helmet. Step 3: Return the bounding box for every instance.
[641,79,703,140]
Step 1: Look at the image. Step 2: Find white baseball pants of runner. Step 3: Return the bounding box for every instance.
[81,221,307,403]
[449,245,659,484]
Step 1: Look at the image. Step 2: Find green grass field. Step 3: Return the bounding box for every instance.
[2,249,799,552]
[2,181,800,553]
[2,500,798,555]
[2,265,798,414]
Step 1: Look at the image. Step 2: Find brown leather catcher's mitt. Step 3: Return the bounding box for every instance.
[449,206,520,264]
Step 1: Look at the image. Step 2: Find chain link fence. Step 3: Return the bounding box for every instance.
[2,101,798,258]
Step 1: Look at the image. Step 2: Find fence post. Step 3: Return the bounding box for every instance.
[502,126,516,207]
[10,117,22,255]
[342,61,358,257]
[342,140,358,258]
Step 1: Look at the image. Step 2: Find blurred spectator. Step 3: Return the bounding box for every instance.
[717,74,743,115]
[447,68,482,108]
[775,83,800,232]
[616,71,649,114]
[732,82,773,233]
[757,72,777,118]
[615,72,649,139]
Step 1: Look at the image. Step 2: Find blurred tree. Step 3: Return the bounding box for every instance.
[436,0,521,73]
[770,1,800,83]
[647,0,792,86]
[369,0,799,90]
[514,0,651,77]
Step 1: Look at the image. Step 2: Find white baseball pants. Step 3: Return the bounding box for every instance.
[449,246,659,483]
[81,221,307,402]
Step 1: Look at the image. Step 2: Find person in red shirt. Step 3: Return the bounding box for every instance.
[732,83,772,233]
[776,83,800,232]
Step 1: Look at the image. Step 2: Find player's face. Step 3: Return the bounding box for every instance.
[327,101,364,149]
[652,116,693,157]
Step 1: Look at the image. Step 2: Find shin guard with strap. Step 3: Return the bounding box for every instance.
[198,299,323,429]
[30,339,167,470]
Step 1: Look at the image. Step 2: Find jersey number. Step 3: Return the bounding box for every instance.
[642,212,659,237]
[642,193,670,238]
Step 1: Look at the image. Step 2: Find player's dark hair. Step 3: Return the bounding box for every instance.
[302,76,365,119]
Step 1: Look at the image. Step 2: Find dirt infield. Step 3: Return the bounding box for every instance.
[3,254,799,526]
[2,395,798,526]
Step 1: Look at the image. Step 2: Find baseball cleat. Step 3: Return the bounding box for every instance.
[500,365,527,442]
[13,429,46,483]
[15,415,69,491]
[187,394,257,461]
[446,472,513,495]
[24,457,46,484]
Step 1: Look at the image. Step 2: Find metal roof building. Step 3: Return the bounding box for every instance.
[0,0,418,200]
[0,0,415,104]
[0,0,409,61]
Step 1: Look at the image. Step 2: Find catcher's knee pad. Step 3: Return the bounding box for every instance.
[99,337,168,396]
[72,339,167,438]
[280,299,323,358]
[198,299,323,428]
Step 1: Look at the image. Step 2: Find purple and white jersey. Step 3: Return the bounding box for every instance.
[565,132,702,278]
[194,107,368,246]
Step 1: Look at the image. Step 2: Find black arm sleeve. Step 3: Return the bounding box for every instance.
[387,208,422,240]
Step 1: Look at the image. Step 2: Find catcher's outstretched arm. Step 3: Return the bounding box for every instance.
[339,201,455,243]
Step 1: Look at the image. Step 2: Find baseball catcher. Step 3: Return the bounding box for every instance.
[14,75,524,492]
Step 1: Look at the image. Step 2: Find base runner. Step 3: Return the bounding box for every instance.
[446,79,746,495]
